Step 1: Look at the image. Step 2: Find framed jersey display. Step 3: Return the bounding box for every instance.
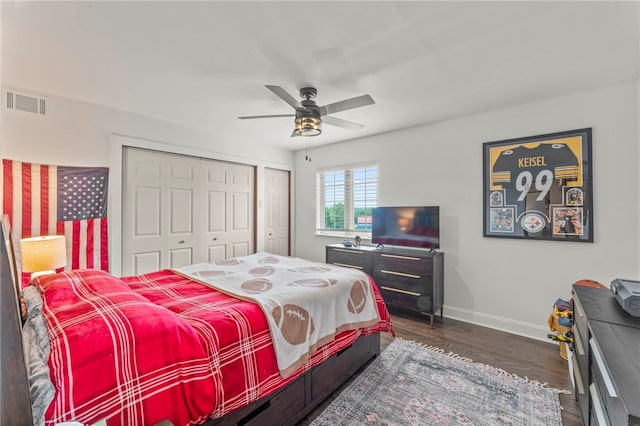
[483,128,593,242]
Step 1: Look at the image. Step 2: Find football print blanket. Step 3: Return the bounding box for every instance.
[173,253,381,377]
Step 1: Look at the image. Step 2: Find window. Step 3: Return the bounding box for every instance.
[316,165,378,236]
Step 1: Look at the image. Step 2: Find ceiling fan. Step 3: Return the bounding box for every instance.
[238,85,375,137]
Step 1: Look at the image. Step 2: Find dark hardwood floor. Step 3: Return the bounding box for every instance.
[300,311,581,425]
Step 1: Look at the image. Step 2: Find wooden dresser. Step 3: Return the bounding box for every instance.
[326,244,444,327]
[571,285,640,426]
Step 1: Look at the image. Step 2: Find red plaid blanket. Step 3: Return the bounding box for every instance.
[122,269,394,420]
[34,268,394,425]
[34,270,217,426]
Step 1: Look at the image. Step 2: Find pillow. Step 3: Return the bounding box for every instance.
[22,285,55,426]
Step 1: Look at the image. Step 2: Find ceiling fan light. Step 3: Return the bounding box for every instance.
[294,116,322,137]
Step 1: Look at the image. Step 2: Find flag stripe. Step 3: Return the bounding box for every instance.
[86,218,94,269]
[2,159,109,285]
[31,164,41,236]
[41,165,49,234]
[3,160,13,218]
[22,163,32,238]
[101,218,109,271]
[50,167,59,235]
[13,162,23,242]
[72,220,80,270]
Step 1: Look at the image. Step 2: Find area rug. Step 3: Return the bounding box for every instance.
[310,338,564,426]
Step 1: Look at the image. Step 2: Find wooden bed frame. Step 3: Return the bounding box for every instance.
[0,221,380,425]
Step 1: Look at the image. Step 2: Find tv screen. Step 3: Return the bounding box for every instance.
[372,206,440,249]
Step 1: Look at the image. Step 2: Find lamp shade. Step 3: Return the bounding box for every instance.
[20,235,67,273]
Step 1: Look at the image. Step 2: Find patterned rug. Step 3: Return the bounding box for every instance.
[310,338,564,426]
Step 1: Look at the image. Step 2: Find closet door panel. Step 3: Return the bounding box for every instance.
[264,168,290,256]
[123,147,256,276]
[123,148,197,275]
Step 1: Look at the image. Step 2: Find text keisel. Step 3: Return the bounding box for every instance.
[519,156,547,167]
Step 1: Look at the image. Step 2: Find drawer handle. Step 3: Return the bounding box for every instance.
[589,383,611,426]
[333,248,364,254]
[572,359,586,396]
[589,338,618,397]
[380,269,421,279]
[573,329,585,356]
[333,262,363,270]
[380,286,420,297]
[380,253,421,261]
[574,300,585,321]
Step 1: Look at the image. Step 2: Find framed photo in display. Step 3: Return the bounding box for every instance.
[482,128,593,242]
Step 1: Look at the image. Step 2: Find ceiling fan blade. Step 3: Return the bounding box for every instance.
[319,94,374,116]
[322,115,365,130]
[238,114,295,120]
[265,85,308,111]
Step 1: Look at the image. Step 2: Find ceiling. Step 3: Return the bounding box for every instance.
[2,1,639,152]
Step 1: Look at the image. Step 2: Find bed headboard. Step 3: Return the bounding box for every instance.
[0,214,33,425]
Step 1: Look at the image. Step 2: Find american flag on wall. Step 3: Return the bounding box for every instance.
[2,159,109,285]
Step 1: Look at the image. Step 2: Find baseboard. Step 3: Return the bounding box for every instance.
[442,304,555,344]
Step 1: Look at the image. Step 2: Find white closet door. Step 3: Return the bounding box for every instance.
[122,147,255,275]
[200,160,255,262]
[264,168,290,256]
[122,148,197,275]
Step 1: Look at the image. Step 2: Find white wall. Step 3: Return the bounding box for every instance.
[1,93,294,167]
[0,93,295,274]
[294,82,639,341]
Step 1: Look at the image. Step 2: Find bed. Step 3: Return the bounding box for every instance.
[0,220,394,426]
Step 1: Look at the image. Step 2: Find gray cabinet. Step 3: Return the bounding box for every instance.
[572,285,640,426]
[326,244,444,327]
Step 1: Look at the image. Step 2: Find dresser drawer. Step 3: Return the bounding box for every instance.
[373,252,433,277]
[589,382,611,426]
[572,324,589,408]
[373,268,431,294]
[378,284,434,311]
[572,355,589,424]
[326,247,372,271]
[590,336,631,426]
[573,293,588,352]
[587,319,640,426]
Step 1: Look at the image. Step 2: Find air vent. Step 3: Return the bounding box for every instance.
[3,89,47,115]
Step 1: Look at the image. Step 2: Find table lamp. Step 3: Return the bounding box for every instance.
[20,235,67,279]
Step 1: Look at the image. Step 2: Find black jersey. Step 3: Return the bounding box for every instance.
[491,143,579,208]
[492,143,579,186]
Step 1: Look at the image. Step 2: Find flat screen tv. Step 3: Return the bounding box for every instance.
[372,206,440,249]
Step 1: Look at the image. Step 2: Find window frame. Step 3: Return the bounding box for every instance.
[316,164,378,238]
